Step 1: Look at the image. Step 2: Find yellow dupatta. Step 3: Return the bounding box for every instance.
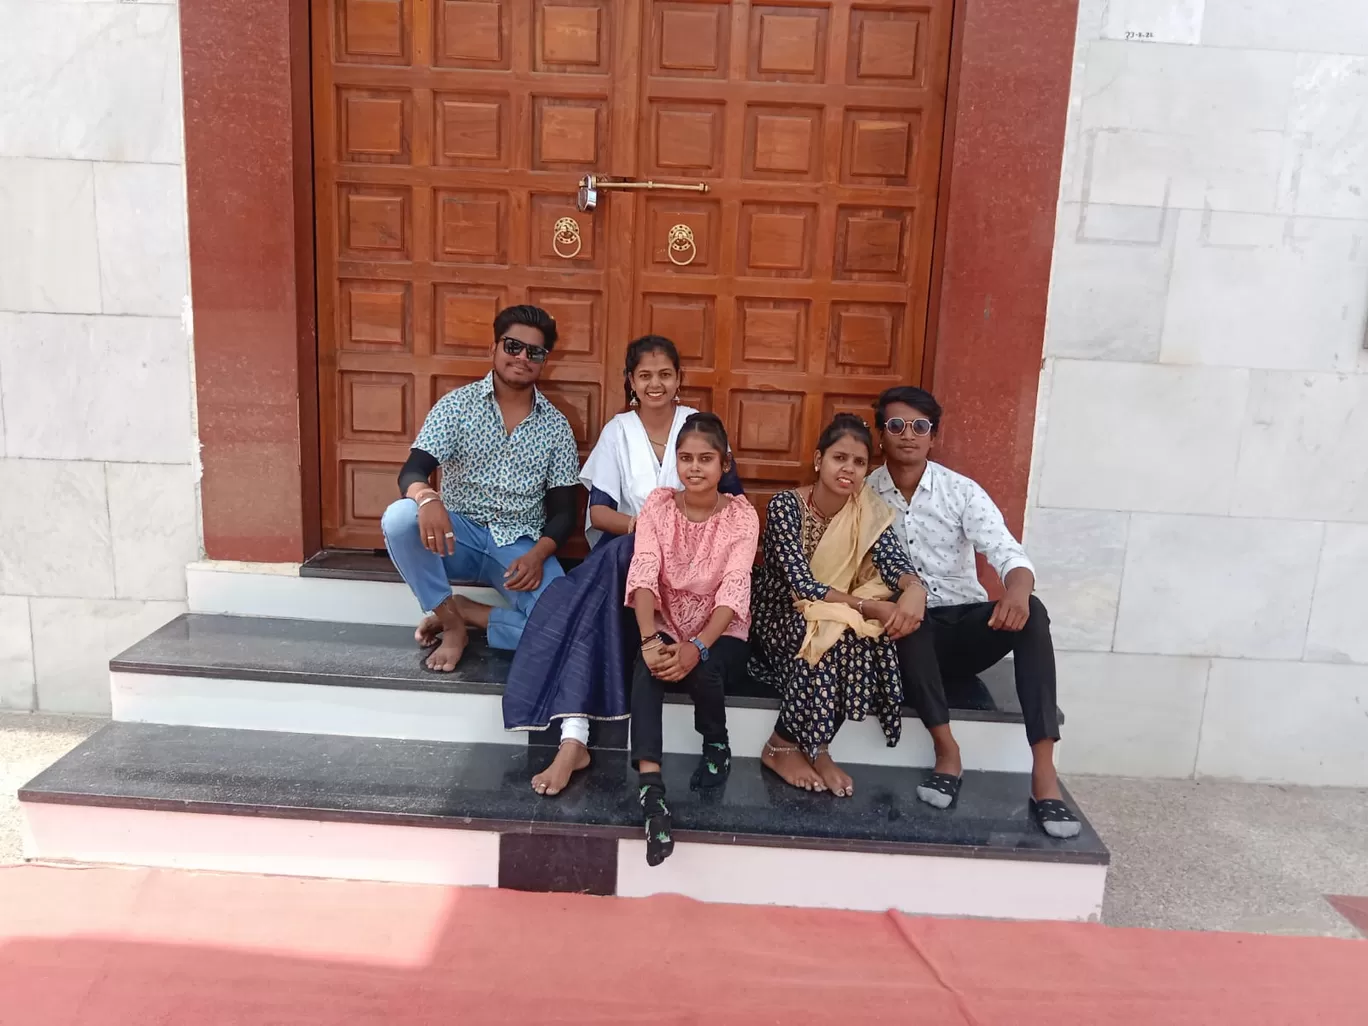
[795,487,896,667]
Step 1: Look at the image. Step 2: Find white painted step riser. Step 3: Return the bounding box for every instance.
[111,672,1037,773]
[188,565,500,624]
[21,802,1106,922]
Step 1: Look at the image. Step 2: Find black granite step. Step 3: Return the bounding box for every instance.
[20,722,1107,866]
[114,613,1052,730]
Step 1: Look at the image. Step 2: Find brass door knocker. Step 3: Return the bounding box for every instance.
[552,216,582,259]
[667,223,697,266]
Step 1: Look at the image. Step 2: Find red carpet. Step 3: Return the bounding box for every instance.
[0,865,1364,1025]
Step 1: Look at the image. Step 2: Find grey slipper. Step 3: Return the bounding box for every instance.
[1030,797,1081,839]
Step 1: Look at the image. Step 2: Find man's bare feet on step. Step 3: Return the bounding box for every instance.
[761,736,826,792]
[451,595,492,630]
[811,749,854,798]
[532,741,591,796]
[415,614,442,647]
[424,604,468,672]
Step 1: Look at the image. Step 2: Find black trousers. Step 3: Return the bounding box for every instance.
[629,635,745,769]
[895,596,1060,746]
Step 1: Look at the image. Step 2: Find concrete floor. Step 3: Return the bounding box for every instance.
[2,711,1365,937]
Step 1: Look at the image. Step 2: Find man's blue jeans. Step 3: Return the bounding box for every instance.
[380,499,564,651]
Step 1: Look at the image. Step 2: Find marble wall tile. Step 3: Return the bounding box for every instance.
[1231,371,1368,522]
[1079,40,1296,136]
[30,597,184,714]
[94,162,190,317]
[1282,56,1368,221]
[106,462,199,600]
[0,596,36,711]
[1045,203,1176,362]
[1197,658,1368,787]
[1160,211,1368,372]
[1036,360,1247,515]
[1055,651,1210,777]
[0,313,192,463]
[1102,0,1206,45]
[0,458,115,598]
[0,158,101,314]
[1078,126,1284,213]
[1113,514,1322,659]
[0,2,183,163]
[1202,0,1368,57]
[1024,508,1130,652]
[1305,524,1368,665]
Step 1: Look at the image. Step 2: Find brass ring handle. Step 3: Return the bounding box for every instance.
[552,216,583,259]
[667,223,696,267]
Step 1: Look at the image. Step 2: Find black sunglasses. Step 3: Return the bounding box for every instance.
[500,336,549,363]
[885,416,933,437]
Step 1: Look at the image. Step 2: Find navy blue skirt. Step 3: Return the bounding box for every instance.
[502,533,638,730]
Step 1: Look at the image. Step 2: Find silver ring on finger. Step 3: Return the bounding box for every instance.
[445,532,455,539]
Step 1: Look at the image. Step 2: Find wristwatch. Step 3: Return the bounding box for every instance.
[689,637,710,662]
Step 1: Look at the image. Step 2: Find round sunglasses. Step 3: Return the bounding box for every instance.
[500,336,549,363]
[885,416,933,437]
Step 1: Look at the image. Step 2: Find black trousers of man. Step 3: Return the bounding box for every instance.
[629,635,748,769]
[894,596,1060,746]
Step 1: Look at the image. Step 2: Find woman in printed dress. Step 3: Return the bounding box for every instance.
[502,336,741,796]
[625,413,759,866]
[748,414,935,798]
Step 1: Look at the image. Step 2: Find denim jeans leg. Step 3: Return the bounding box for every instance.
[381,499,481,613]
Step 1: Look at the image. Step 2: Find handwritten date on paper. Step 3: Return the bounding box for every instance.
[1124,30,1157,40]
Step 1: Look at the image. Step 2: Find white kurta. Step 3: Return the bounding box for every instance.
[579,406,698,548]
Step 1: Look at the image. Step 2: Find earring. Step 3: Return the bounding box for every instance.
[673,394,680,404]
[629,391,639,407]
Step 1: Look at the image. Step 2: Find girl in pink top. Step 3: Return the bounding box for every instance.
[625,412,760,866]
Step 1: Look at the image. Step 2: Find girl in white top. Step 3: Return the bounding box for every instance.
[582,338,724,546]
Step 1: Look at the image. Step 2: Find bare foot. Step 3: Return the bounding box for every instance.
[1031,766,1063,802]
[812,749,854,798]
[415,614,442,647]
[1031,740,1063,801]
[451,595,492,631]
[532,741,591,796]
[424,618,468,671]
[761,739,827,792]
[933,745,963,779]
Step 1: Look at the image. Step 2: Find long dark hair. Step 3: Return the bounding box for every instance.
[623,334,681,407]
[816,413,873,459]
[676,411,729,457]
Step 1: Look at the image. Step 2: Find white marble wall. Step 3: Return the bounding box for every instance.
[1032,0,1368,785]
[0,0,196,715]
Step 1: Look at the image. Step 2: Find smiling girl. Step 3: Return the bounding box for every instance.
[625,413,759,866]
[747,414,929,799]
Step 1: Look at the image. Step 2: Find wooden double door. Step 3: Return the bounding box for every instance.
[313,0,953,548]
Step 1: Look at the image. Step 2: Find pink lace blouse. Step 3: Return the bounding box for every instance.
[624,488,760,643]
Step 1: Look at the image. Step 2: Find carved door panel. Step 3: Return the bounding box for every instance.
[625,0,952,526]
[313,0,952,548]
[314,0,631,547]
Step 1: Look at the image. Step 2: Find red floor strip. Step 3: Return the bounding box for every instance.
[0,866,1364,1025]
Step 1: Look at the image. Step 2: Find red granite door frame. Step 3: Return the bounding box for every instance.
[181,0,1077,563]
[181,0,320,562]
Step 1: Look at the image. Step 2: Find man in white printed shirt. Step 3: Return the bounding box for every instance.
[867,386,1079,839]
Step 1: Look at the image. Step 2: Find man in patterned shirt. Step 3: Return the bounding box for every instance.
[866,386,1080,839]
[381,305,580,672]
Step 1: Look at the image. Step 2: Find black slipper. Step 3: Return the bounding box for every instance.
[1030,797,1081,839]
[916,771,962,810]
